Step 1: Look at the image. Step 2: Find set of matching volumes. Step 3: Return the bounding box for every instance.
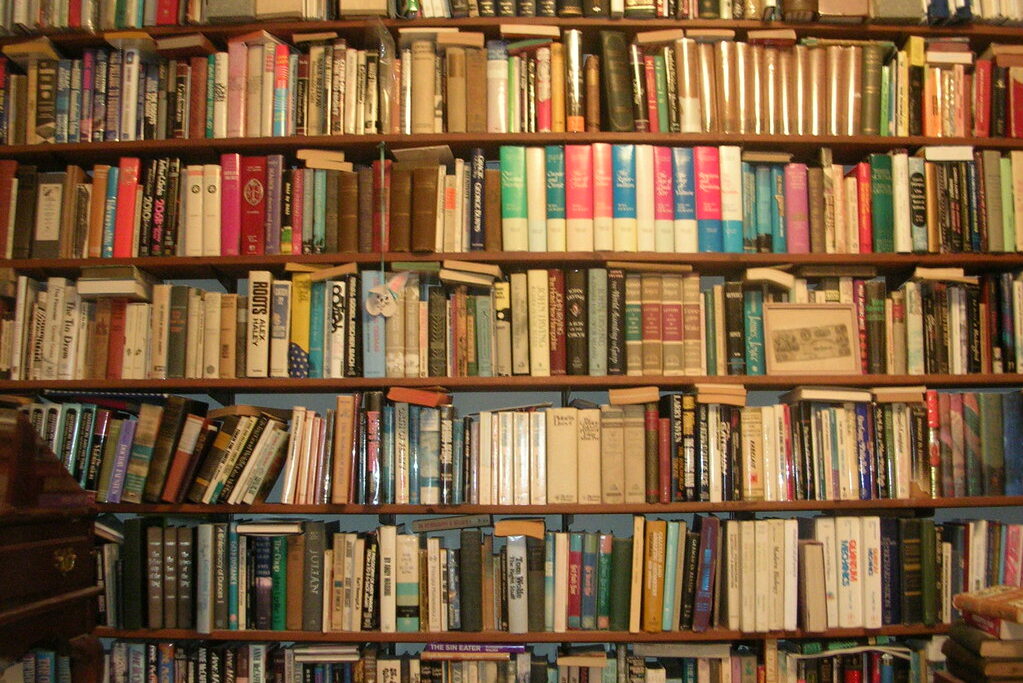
[97,513,955,635]
[9,649,72,683]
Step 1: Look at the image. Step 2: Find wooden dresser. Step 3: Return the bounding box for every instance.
[0,408,101,683]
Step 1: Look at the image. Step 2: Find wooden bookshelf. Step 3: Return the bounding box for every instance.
[92,623,950,643]
[1,133,1022,164]
[6,251,1023,279]
[7,373,1023,394]
[94,495,1023,515]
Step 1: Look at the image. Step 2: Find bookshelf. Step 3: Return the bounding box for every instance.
[2,9,1023,682]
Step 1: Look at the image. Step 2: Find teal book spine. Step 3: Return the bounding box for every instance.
[545,144,566,224]
[580,532,598,630]
[741,161,757,253]
[770,165,786,253]
[313,169,327,253]
[544,531,555,631]
[382,404,395,504]
[101,166,120,258]
[227,522,239,630]
[308,279,325,378]
[270,536,287,630]
[500,146,528,250]
[703,289,716,375]
[653,55,669,132]
[754,165,773,253]
[595,533,613,629]
[870,153,894,253]
[452,418,464,504]
[587,268,608,376]
[744,288,764,375]
[661,520,679,630]
[475,294,494,378]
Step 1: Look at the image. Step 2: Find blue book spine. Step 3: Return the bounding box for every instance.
[35,651,56,683]
[661,521,680,630]
[743,288,764,376]
[313,169,327,253]
[475,294,493,377]
[91,50,108,142]
[754,165,773,252]
[408,405,420,505]
[360,270,386,378]
[205,55,215,138]
[855,402,875,499]
[228,522,239,629]
[741,161,757,253]
[68,59,82,143]
[672,147,696,219]
[418,407,440,505]
[580,533,598,630]
[76,404,97,487]
[611,144,636,221]
[55,59,71,144]
[308,280,325,378]
[452,418,464,504]
[544,531,555,631]
[770,165,787,253]
[447,547,461,629]
[567,532,583,629]
[469,149,486,250]
[1003,392,1023,495]
[545,144,566,221]
[101,166,120,258]
[57,656,72,683]
[382,403,395,504]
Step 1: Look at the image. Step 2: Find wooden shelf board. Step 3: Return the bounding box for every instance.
[3,133,1023,164]
[5,373,1023,393]
[7,251,1023,279]
[92,623,949,643]
[95,495,1023,515]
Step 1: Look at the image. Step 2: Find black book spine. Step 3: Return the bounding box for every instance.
[898,517,923,625]
[217,414,270,503]
[908,63,925,136]
[727,406,742,501]
[564,268,588,375]
[302,520,326,632]
[695,402,710,502]
[872,403,889,499]
[965,283,982,373]
[428,283,447,377]
[992,65,1008,138]
[557,0,582,15]
[361,534,379,630]
[11,166,38,259]
[459,529,483,631]
[345,273,362,378]
[138,158,158,256]
[864,278,887,375]
[723,280,745,375]
[879,517,901,625]
[678,530,701,630]
[163,158,182,255]
[525,536,545,632]
[121,517,146,629]
[35,59,58,143]
[150,156,170,257]
[607,268,626,375]
[439,405,454,504]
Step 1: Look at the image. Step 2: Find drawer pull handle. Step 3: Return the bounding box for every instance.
[53,548,77,574]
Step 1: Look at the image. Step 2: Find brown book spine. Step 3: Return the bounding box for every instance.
[324,169,340,254]
[188,56,207,140]
[89,298,112,380]
[465,48,488,133]
[548,268,567,376]
[411,166,439,252]
[807,166,827,253]
[285,531,306,631]
[484,168,503,251]
[584,54,601,132]
[389,167,413,252]
[357,166,374,253]
[337,170,359,253]
[446,47,467,133]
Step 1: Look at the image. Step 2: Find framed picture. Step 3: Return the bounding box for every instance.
[763,303,861,375]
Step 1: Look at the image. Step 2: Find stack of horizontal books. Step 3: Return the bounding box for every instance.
[945,586,1023,682]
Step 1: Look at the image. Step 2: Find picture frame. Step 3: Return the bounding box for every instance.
[763,302,861,375]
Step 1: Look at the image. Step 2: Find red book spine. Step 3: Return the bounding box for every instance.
[547,268,567,376]
[643,55,659,133]
[371,160,392,252]
[240,156,268,255]
[1012,69,1023,138]
[220,153,242,256]
[925,389,941,497]
[780,404,794,501]
[105,300,128,380]
[854,278,867,374]
[855,162,873,254]
[567,536,582,628]
[188,56,208,140]
[68,0,82,27]
[969,60,986,137]
[155,0,178,24]
[113,157,140,257]
[658,416,670,503]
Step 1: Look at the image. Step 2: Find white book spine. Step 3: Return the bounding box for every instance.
[246,43,263,137]
[783,518,799,632]
[487,52,508,133]
[478,411,493,506]
[326,279,346,379]
[634,145,655,251]
[718,145,743,253]
[835,516,864,628]
[41,277,67,381]
[576,408,601,504]
[497,410,515,506]
[246,270,272,378]
[150,283,170,379]
[891,151,912,252]
[738,520,756,632]
[213,52,229,138]
[119,49,140,141]
[184,165,205,257]
[526,147,548,251]
[512,411,530,505]
[506,535,529,634]
[279,407,305,504]
[56,286,79,381]
[379,525,398,632]
[74,301,90,380]
[760,405,777,502]
[861,515,883,629]
[528,411,547,505]
[753,519,771,632]
[184,290,203,378]
[344,48,359,135]
[202,164,222,256]
[202,291,222,379]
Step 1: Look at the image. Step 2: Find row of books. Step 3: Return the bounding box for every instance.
[9,649,71,683]
[7,261,1023,389]
[97,638,939,683]
[9,142,1023,264]
[11,0,1023,31]
[5,28,1023,145]
[97,514,952,634]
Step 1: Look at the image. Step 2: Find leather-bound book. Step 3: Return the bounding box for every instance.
[411,166,439,252]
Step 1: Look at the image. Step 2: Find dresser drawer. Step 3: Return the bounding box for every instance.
[0,515,95,609]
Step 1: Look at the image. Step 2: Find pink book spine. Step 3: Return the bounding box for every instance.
[653,146,673,223]
[536,47,552,133]
[564,144,593,222]
[591,143,613,249]
[692,146,721,222]
[220,153,242,255]
[1005,524,1023,586]
[783,162,811,253]
[291,167,305,255]
[226,41,248,139]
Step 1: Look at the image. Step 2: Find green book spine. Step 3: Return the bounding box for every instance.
[899,517,923,625]
[599,32,634,132]
[879,62,891,137]
[743,288,764,376]
[499,146,527,250]
[704,289,716,375]
[96,418,124,503]
[271,536,287,631]
[978,392,1005,495]
[962,392,983,496]
[870,153,894,253]
[608,537,632,631]
[920,519,936,627]
[1001,156,1016,251]
[653,55,669,134]
[595,533,613,629]
[860,42,886,136]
